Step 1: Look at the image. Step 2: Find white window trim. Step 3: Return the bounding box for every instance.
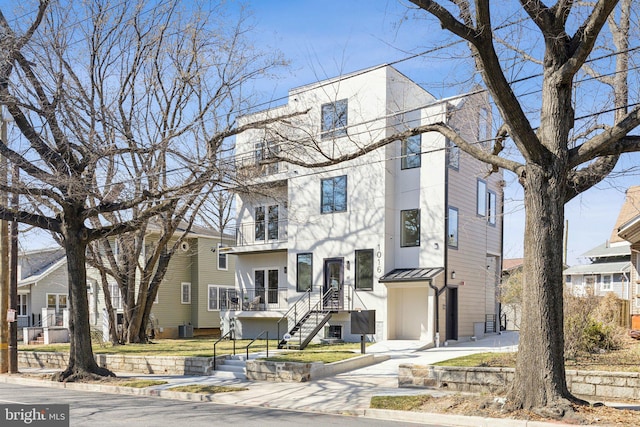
[46,293,67,312]
[181,282,191,304]
[601,274,613,291]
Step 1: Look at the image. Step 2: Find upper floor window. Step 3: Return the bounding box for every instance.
[401,209,420,247]
[447,139,459,169]
[448,207,458,248]
[217,243,227,270]
[401,135,421,169]
[488,190,497,225]
[297,253,313,292]
[477,179,487,217]
[255,140,279,175]
[321,175,347,213]
[355,249,374,290]
[321,99,348,139]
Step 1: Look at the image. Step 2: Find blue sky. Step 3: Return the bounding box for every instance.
[3,0,639,264]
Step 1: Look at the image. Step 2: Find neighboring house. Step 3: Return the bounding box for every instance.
[615,186,640,329]
[500,258,523,331]
[92,224,236,339]
[17,247,68,329]
[221,65,503,347]
[564,188,638,301]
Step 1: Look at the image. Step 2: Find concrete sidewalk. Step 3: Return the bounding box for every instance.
[2,331,626,426]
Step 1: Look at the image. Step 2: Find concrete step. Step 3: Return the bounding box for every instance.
[208,370,245,379]
[216,364,246,374]
[223,359,246,367]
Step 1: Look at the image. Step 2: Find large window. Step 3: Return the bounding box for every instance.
[181,282,191,304]
[355,249,374,290]
[255,268,279,303]
[488,191,497,225]
[297,253,313,292]
[448,207,458,248]
[477,179,487,217]
[401,135,421,169]
[109,283,122,310]
[255,140,279,175]
[401,209,420,247]
[447,139,459,169]
[321,175,347,213]
[255,205,280,240]
[217,243,227,270]
[321,99,348,139]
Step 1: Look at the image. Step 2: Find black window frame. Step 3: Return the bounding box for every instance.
[320,175,347,214]
[355,249,374,290]
[488,190,497,226]
[321,99,348,139]
[448,207,459,249]
[401,135,421,169]
[400,209,421,247]
[296,253,313,292]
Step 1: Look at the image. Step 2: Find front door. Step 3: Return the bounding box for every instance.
[323,258,344,310]
[446,287,458,341]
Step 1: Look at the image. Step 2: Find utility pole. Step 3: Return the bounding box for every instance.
[9,165,18,373]
[0,115,8,373]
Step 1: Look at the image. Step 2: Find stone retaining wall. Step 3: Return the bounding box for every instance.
[399,364,640,401]
[246,354,385,382]
[18,352,223,376]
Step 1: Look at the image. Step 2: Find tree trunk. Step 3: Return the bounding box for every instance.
[53,222,115,381]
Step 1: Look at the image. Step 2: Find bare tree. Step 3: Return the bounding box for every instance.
[0,0,297,380]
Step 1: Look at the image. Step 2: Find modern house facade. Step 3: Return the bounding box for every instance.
[221,65,503,347]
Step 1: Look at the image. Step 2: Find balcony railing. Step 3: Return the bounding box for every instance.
[223,287,289,311]
[235,219,288,247]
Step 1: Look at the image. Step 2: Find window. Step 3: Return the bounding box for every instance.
[255,205,279,241]
[255,269,279,304]
[355,249,374,290]
[109,283,122,310]
[401,135,421,169]
[297,253,313,292]
[17,294,27,316]
[601,275,612,291]
[47,294,67,313]
[208,285,219,311]
[447,139,459,169]
[255,206,265,241]
[401,209,420,247]
[255,140,279,175]
[477,179,487,216]
[488,190,497,225]
[217,243,228,270]
[448,207,458,248]
[321,99,348,138]
[321,175,347,213]
[565,275,572,283]
[181,282,191,304]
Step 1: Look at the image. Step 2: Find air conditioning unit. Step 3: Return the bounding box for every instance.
[178,324,193,338]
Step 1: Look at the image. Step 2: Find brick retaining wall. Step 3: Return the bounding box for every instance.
[399,364,640,401]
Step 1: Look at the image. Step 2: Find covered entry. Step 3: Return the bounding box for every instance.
[380,268,442,341]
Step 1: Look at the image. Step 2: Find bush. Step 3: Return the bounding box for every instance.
[564,291,625,358]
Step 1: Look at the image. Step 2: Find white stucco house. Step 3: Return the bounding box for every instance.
[221,65,503,348]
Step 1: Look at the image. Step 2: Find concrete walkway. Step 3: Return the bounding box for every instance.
[4,331,628,426]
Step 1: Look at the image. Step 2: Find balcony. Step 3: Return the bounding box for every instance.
[222,287,289,311]
[226,219,288,254]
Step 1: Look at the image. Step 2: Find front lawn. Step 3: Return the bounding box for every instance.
[259,350,360,364]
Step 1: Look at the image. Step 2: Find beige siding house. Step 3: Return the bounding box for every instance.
[94,226,236,338]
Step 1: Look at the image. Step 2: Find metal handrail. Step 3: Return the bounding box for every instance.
[245,330,269,359]
[276,288,312,342]
[213,329,236,371]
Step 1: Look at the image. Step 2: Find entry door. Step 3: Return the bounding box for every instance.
[446,287,458,340]
[323,258,344,310]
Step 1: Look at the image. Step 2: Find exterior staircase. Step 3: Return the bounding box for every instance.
[277,288,339,350]
[210,352,272,379]
[28,332,45,345]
